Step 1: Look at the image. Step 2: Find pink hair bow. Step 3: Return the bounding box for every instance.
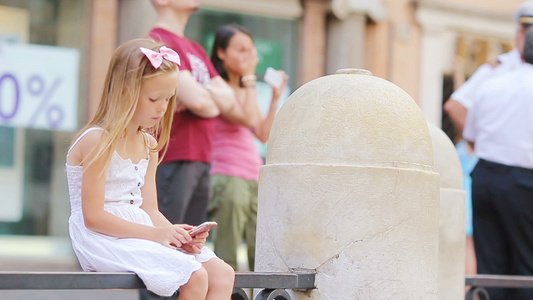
[140,46,181,69]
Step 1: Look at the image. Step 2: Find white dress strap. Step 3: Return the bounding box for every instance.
[67,127,104,155]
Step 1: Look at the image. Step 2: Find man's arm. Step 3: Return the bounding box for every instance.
[462,95,478,151]
[445,54,505,136]
[176,71,236,118]
[466,140,475,150]
[443,56,468,134]
[208,76,237,114]
[444,99,468,134]
[176,70,220,118]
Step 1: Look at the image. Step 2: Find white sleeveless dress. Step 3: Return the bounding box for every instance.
[66,127,217,297]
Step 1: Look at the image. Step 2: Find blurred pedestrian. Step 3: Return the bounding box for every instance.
[463,25,533,300]
[141,1,238,299]
[444,1,533,134]
[208,24,288,271]
[444,4,533,296]
[148,0,236,226]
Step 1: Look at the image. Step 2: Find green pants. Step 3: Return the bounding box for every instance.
[209,174,258,271]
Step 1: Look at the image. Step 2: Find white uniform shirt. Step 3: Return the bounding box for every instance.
[463,62,533,169]
[451,49,522,109]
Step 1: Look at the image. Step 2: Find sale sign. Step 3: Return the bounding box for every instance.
[0,43,80,131]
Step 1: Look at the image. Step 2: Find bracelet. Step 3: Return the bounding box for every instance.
[241,74,257,84]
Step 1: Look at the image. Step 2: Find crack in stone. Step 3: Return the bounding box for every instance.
[316,238,364,270]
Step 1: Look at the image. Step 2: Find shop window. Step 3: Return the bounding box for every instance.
[0,0,88,237]
[0,126,14,167]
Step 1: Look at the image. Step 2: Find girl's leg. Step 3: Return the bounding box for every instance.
[178,267,208,300]
[203,259,235,300]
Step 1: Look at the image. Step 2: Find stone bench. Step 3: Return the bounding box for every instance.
[466,274,533,300]
[0,271,316,300]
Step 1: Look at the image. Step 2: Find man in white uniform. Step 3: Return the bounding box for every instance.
[444,1,533,134]
[445,4,533,296]
[463,25,533,300]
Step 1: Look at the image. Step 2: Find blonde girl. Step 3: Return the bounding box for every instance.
[66,38,234,299]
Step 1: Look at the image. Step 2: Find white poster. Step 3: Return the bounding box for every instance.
[0,43,80,131]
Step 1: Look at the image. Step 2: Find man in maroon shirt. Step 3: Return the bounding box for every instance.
[149,1,235,228]
[140,3,236,300]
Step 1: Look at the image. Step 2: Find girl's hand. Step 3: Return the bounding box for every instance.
[154,224,193,249]
[181,231,208,254]
[271,71,289,106]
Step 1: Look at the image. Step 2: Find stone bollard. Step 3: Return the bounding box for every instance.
[255,69,441,299]
[427,123,466,300]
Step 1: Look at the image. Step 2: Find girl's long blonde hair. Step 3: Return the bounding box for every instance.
[72,38,178,173]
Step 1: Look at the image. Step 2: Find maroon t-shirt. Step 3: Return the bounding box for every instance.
[149,28,218,164]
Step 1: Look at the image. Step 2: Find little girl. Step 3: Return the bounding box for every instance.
[66,38,234,299]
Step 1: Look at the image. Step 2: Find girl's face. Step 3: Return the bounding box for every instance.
[218,32,256,76]
[132,70,179,129]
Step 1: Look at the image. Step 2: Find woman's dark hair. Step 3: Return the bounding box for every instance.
[210,24,253,81]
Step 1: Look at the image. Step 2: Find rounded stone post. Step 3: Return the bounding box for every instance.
[427,123,466,300]
[255,69,440,299]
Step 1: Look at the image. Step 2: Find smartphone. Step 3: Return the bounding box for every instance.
[188,221,217,237]
[264,67,283,88]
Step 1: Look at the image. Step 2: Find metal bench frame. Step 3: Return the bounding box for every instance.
[0,271,316,300]
[466,274,533,300]
[10,271,533,299]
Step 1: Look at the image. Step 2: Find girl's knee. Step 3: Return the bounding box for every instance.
[206,259,235,285]
[179,267,208,299]
[193,266,209,280]
[185,267,209,289]
[219,260,235,280]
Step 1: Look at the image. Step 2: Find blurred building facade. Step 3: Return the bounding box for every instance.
[0,0,522,269]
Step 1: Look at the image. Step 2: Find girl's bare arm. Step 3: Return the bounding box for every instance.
[79,132,192,249]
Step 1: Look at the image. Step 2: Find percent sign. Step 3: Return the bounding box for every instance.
[0,73,64,129]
